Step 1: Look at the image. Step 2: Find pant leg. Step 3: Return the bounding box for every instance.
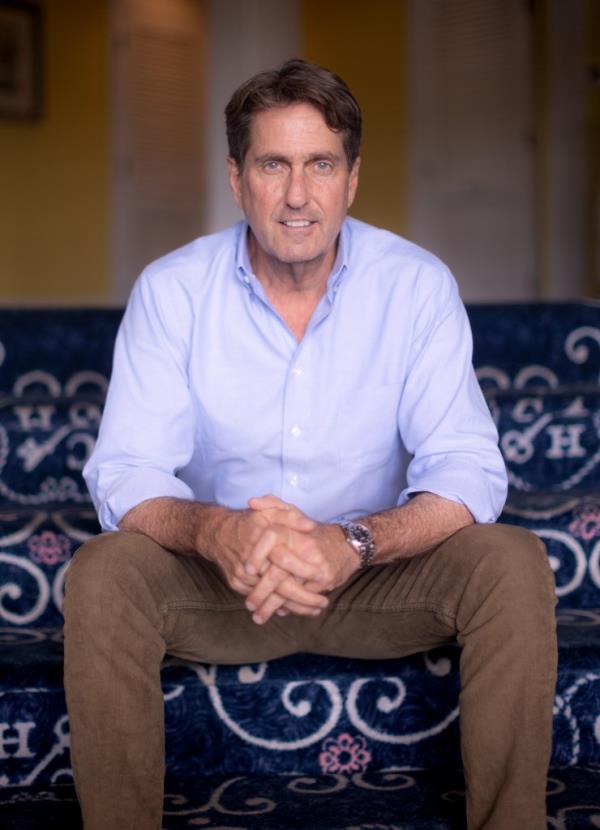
[63,531,299,830]
[64,523,557,830]
[294,523,558,830]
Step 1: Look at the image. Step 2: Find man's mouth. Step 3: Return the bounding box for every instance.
[280,220,314,228]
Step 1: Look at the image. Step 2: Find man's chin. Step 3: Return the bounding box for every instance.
[269,240,329,266]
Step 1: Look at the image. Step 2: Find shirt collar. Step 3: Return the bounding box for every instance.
[235,220,350,300]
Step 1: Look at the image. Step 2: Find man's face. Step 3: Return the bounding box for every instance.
[228,102,360,273]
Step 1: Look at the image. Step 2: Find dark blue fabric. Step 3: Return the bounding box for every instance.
[0,507,99,629]
[468,302,600,386]
[2,767,600,829]
[1,619,599,789]
[0,309,122,391]
[0,397,102,505]
[487,387,600,493]
[499,494,600,609]
[1,303,600,824]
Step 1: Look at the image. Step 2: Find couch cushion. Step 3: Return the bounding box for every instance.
[0,508,99,629]
[0,309,122,393]
[500,492,600,609]
[468,302,600,386]
[485,386,600,494]
[1,616,599,789]
[0,394,104,509]
[2,766,600,830]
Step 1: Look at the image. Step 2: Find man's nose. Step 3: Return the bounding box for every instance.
[285,168,309,208]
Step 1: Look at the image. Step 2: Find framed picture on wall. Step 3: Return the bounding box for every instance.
[0,0,42,119]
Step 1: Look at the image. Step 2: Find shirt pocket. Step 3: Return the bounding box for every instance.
[335,382,402,471]
[195,366,281,457]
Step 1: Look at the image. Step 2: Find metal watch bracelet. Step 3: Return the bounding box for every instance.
[339,521,375,570]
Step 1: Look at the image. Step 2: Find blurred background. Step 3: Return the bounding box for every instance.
[0,0,598,305]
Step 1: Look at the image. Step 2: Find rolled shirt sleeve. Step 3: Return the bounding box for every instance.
[397,267,507,523]
[83,267,196,531]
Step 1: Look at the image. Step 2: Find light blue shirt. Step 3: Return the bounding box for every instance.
[84,218,507,531]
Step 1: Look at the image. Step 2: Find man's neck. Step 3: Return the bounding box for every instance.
[247,232,338,341]
[248,232,336,301]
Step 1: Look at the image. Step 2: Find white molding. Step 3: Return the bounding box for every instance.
[109,0,206,304]
[205,0,300,234]
[407,0,537,301]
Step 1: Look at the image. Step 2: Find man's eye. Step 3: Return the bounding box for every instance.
[263,161,281,172]
[314,161,333,173]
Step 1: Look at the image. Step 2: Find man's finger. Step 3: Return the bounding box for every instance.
[248,570,328,620]
[252,584,325,625]
[245,522,321,578]
[249,496,316,531]
[251,590,288,624]
[282,599,325,616]
[248,494,288,510]
[245,561,290,614]
[274,576,328,609]
[267,546,324,582]
[244,526,283,576]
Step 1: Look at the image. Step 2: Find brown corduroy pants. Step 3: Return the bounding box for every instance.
[63,523,557,830]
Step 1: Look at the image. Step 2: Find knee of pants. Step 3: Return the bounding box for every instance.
[456,523,558,627]
[63,531,166,628]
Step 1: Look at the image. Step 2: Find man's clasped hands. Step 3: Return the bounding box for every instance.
[211,495,361,626]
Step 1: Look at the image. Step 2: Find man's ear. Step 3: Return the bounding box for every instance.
[228,157,243,209]
[347,157,360,209]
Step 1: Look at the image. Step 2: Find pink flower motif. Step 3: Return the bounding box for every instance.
[319,732,371,775]
[28,531,71,566]
[569,505,600,541]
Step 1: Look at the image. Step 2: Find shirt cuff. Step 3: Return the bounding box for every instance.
[398,459,507,524]
[97,469,195,531]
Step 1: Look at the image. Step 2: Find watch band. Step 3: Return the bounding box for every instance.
[339,521,375,570]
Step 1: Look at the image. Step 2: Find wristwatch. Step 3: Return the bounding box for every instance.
[339,521,376,570]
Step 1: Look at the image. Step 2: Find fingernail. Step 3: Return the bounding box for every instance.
[253,613,264,625]
[277,609,289,617]
[246,601,256,611]
[245,564,256,576]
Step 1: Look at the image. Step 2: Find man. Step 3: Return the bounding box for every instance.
[64,59,557,829]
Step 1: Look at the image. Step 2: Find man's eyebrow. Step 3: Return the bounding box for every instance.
[254,153,289,165]
[253,151,343,165]
[306,151,342,163]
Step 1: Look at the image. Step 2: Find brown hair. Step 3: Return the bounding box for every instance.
[225,58,362,170]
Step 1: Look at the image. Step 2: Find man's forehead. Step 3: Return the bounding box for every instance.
[246,103,344,155]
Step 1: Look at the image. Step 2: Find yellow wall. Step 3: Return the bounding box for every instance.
[301,0,408,236]
[0,0,109,302]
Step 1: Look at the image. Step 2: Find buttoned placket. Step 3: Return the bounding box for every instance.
[239,266,342,501]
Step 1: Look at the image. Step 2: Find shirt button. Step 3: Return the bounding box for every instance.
[292,367,303,377]
[290,425,302,438]
[243,275,250,284]
[289,473,299,486]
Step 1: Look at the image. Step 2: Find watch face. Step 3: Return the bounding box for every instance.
[348,523,372,545]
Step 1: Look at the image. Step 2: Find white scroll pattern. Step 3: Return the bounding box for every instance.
[0,370,106,506]
[474,325,600,493]
[553,673,600,766]
[346,678,459,745]
[192,663,344,751]
[533,530,588,598]
[187,654,460,753]
[564,326,600,375]
[0,554,49,626]
[0,512,93,624]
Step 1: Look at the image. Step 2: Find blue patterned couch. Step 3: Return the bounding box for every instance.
[1,303,600,829]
